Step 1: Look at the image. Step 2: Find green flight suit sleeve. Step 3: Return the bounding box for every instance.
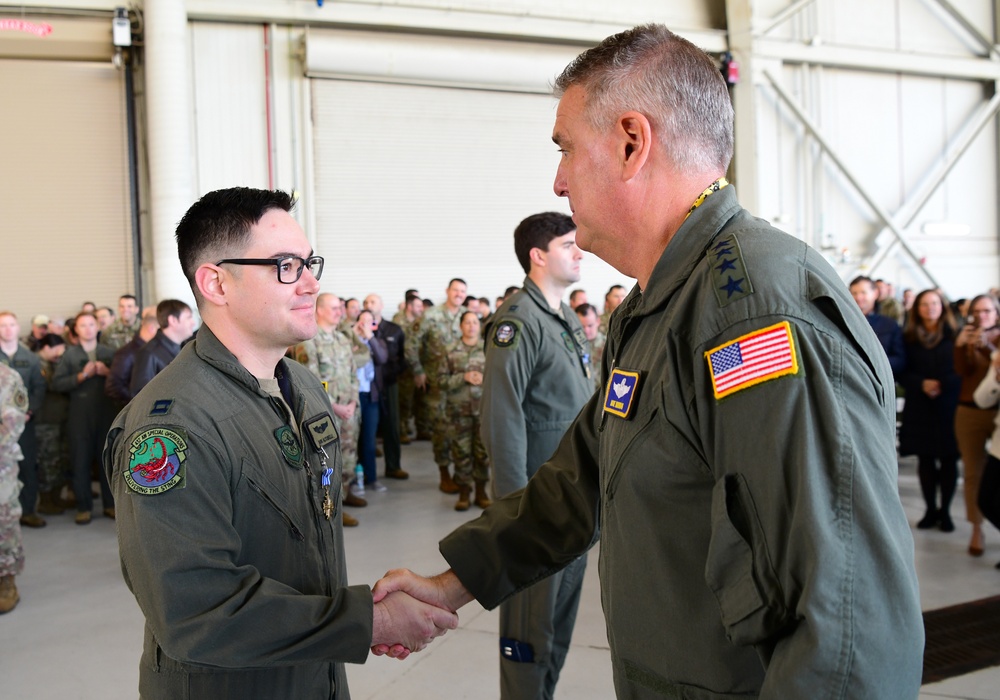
[104,423,374,668]
[441,389,602,608]
[685,311,923,698]
[480,317,535,497]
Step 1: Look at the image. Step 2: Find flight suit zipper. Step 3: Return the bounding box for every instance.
[246,477,306,541]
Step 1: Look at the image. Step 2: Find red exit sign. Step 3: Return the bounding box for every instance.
[0,19,54,37]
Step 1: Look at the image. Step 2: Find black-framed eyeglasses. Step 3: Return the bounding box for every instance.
[215,256,324,284]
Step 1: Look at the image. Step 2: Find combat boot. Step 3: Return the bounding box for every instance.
[37,490,65,515]
[342,512,359,527]
[19,513,46,528]
[474,481,492,509]
[0,575,19,614]
[439,466,460,494]
[455,485,471,511]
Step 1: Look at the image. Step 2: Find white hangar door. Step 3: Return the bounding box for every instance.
[305,29,632,307]
[0,16,134,324]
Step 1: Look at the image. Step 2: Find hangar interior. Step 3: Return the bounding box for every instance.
[2,0,997,320]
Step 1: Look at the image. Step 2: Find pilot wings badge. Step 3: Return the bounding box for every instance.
[603,368,640,419]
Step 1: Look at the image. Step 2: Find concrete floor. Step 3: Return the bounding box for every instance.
[2,444,998,699]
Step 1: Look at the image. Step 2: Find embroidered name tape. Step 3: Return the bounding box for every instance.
[604,368,640,418]
[705,321,798,400]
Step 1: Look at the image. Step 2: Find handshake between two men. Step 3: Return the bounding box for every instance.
[370,569,474,659]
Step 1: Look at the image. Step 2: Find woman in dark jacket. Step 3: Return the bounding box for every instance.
[899,289,961,531]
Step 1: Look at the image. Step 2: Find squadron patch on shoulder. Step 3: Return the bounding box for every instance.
[492,320,521,349]
[12,385,28,412]
[125,427,187,495]
[274,425,303,467]
[604,368,641,418]
[705,321,799,400]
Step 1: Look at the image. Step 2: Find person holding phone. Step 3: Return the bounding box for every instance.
[954,294,1000,555]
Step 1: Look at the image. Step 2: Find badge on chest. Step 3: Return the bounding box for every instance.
[603,368,641,418]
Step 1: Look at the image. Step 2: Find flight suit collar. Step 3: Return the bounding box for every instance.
[625,184,743,321]
[192,323,289,400]
[520,276,566,318]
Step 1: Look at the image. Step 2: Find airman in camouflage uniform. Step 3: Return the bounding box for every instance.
[575,303,606,394]
[404,279,467,492]
[395,294,425,442]
[293,294,363,525]
[0,363,28,613]
[99,294,142,351]
[439,313,491,511]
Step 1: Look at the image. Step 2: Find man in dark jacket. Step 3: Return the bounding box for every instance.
[365,293,408,480]
[105,306,159,405]
[129,299,196,395]
[851,275,906,376]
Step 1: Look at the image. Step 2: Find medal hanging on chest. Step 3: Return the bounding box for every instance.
[321,464,334,520]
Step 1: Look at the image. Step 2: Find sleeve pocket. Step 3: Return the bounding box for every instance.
[704,473,788,646]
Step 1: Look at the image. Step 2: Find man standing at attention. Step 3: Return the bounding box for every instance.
[405,278,468,493]
[103,188,457,699]
[373,24,923,698]
[294,292,369,527]
[479,211,593,699]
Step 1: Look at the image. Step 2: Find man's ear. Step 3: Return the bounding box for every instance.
[617,111,653,180]
[195,264,227,308]
[528,246,547,269]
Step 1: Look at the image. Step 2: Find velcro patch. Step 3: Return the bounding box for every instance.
[124,427,187,495]
[604,368,641,418]
[149,399,173,416]
[303,413,339,451]
[705,321,798,400]
[492,320,521,349]
[12,385,28,412]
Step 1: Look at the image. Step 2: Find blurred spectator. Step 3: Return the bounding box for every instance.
[899,290,960,532]
[953,294,1000,557]
[105,306,159,405]
[850,276,905,375]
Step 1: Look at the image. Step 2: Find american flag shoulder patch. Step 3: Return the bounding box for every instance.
[705,321,799,400]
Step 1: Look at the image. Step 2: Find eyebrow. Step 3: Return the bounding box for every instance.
[263,250,315,259]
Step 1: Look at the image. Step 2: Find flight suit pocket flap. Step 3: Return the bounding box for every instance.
[705,475,765,631]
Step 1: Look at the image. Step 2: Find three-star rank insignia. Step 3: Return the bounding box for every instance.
[708,235,753,307]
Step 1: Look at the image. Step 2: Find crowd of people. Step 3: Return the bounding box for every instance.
[849,276,1000,567]
[0,277,628,610]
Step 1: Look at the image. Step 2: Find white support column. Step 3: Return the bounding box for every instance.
[726,0,760,212]
[145,0,196,306]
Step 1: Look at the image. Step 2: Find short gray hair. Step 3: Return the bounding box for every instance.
[554,24,733,173]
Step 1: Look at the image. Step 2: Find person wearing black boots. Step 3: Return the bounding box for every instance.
[899,289,961,532]
[972,344,1000,568]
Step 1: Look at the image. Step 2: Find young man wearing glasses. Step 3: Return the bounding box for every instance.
[103,187,457,699]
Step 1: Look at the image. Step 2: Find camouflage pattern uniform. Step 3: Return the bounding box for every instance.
[439,339,489,486]
[404,305,463,469]
[0,364,28,580]
[589,331,607,393]
[100,317,140,352]
[35,355,69,494]
[394,313,421,439]
[294,328,360,469]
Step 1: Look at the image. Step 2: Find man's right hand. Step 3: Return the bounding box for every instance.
[371,590,459,660]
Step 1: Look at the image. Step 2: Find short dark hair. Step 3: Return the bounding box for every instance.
[156,299,191,329]
[404,289,419,299]
[448,278,467,289]
[513,212,576,274]
[175,187,295,302]
[575,302,598,318]
[38,333,65,349]
[849,276,876,290]
[97,306,114,317]
[459,310,480,325]
[504,286,520,298]
[606,285,626,298]
[119,294,137,303]
[423,298,435,308]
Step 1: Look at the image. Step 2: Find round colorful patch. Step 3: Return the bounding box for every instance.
[493,321,518,347]
[125,427,188,495]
